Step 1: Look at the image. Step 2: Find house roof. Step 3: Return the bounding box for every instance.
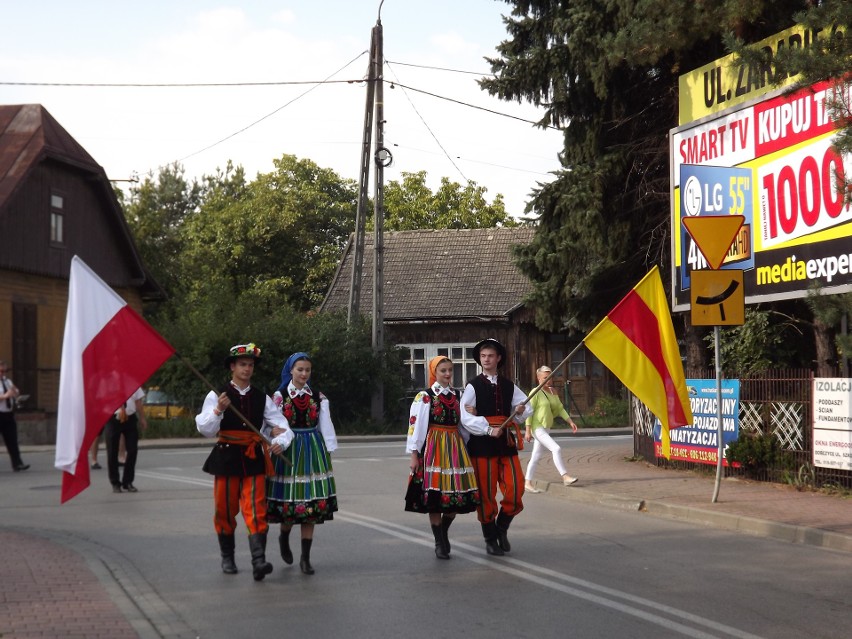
[320,226,535,321]
[0,104,164,299]
[0,104,101,210]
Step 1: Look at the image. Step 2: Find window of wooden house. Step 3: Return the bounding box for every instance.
[399,342,478,390]
[50,193,64,244]
[569,348,586,377]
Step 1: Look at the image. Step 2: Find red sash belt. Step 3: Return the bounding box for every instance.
[218,429,274,476]
[484,416,524,450]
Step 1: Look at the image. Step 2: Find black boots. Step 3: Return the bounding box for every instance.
[495,511,514,553]
[279,528,294,564]
[482,522,504,556]
[218,533,238,574]
[431,524,450,559]
[300,538,315,575]
[248,533,273,581]
[441,515,454,555]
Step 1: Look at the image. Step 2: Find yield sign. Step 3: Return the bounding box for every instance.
[681,215,745,270]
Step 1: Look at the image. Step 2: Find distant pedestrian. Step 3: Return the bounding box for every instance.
[196,343,292,581]
[405,356,480,559]
[267,352,338,575]
[105,388,147,492]
[524,366,578,493]
[0,361,28,472]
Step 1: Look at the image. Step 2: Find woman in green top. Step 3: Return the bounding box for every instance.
[523,366,578,492]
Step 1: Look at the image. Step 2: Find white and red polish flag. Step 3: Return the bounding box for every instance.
[55,256,174,503]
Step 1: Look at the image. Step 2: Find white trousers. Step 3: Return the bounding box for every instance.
[525,427,568,480]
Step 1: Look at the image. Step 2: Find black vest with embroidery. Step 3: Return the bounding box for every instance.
[201,384,267,477]
[280,387,322,429]
[426,387,461,427]
[466,374,518,458]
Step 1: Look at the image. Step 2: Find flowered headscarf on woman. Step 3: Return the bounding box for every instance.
[428,356,452,387]
[278,352,311,393]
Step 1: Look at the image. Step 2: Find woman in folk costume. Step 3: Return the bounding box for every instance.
[267,352,338,575]
[405,356,480,559]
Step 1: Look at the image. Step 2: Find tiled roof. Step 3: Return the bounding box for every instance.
[0,104,101,211]
[321,226,535,320]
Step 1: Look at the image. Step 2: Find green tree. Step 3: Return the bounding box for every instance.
[711,307,803,376]
[123,162,202,297]
[482,1,815,333]
[380,171,515,230]
[177,154,358,311]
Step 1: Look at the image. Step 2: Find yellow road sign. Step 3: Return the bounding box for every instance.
[682,215,745,270]
[690,270,745,326]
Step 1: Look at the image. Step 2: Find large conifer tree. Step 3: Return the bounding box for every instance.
[482,0,825,332]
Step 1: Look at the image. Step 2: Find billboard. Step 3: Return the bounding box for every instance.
[670,78,852,311]
[653,379,740,464]
[677,24,845,124]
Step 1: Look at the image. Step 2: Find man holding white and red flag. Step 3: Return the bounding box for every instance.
[55,256,174,504]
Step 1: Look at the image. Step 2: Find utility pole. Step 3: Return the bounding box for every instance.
[347,27,377,323]
[349,2,388,423]
[370,9,386,423]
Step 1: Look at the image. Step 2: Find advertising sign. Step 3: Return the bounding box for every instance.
[654,379,740,464]
[677,24,845,124]
[671,78,852,311]
[813,378,852,471]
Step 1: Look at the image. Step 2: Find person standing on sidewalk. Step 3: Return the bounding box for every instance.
[405,356,480,559]
[524,366,578,493]
[105,388,147,492]
[0,361,28,472]
[196,343,292,581]
[267,352,338,575]
[460,338,532,556]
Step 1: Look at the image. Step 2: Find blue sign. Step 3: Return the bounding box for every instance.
[680,164,754,291]
[654,378,740,464]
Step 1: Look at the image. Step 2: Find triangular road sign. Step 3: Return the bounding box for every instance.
[681,215,745,270]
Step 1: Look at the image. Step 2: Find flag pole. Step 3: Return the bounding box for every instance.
[175,352,292,466]
[497,341,586,430]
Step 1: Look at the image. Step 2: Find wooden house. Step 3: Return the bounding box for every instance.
[320,227,616,413]
[0,104,162,442]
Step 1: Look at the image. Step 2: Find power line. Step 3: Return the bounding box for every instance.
[385,59,494,76]
[177,50,368,163]
[386,62,468,183]
[0,79,362,88]
[386,79,560,131]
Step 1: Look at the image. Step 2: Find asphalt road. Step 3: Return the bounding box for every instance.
[3,436,850,639]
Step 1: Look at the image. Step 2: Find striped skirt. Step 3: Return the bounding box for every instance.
[405,425,480,514]
[267,427,338,525]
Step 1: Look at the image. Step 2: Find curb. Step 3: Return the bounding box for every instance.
[527,479,852,554]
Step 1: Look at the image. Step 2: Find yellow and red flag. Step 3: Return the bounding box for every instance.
[584,266,692,458]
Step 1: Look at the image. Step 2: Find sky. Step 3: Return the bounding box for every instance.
[0,0,563,216]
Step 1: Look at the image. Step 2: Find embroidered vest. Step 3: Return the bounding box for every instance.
[426,388,461,427]
[281,388,322,428]
[467,374,518,458]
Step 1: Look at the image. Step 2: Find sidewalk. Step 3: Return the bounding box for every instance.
[2,431,851,638]
[529,430,852,553]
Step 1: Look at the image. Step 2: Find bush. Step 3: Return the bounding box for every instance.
[724,432,796,478]
[580,395,629,428]
[142,417,201,439]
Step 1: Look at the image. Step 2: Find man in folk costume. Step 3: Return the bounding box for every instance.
[196,343,292,581]
[460,338,532,556]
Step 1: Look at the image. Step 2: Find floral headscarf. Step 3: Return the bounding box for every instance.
[428,356,452,387]
[278,352,311,393]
